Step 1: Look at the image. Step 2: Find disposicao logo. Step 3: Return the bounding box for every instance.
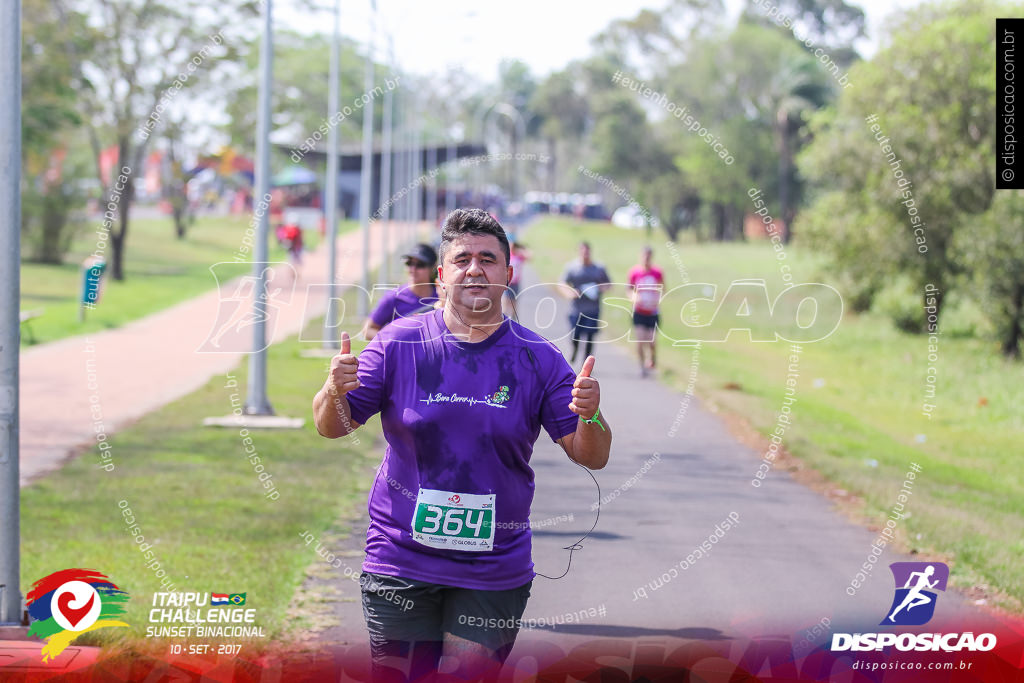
[831,562,996,653]
[26,569,129,661]
[882,561,948,625]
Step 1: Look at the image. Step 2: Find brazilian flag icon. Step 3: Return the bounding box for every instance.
[228,593,246,606]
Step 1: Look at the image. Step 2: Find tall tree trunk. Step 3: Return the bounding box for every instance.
[168,141,188,239]
[109,138,136,281]
[1002,281,1023,359]
[547,136,557,193]
[920,228,954,331]
[115,182,135,280]
[777,112,795,244]
[109,227,125,281]
[173,205,186,239]
[922,280,944,334]
[510,123,518,200]
[736,206,747,241]
[713,202,727,241]
[664,212,681,242]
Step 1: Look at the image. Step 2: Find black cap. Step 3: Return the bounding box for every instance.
[402,243,437,266]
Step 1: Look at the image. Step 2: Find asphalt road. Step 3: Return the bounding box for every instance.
[308,260,1001,672]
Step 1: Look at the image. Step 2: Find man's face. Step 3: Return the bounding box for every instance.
[404,256,434,285]
[438,234,511,315]
[580,243,591,263]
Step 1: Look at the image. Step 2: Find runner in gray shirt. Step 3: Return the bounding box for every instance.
[560,241,611,365]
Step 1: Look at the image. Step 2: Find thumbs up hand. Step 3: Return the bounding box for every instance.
[568,355,600,420]
[328,331,360,396]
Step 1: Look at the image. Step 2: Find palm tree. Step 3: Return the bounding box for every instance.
[768,52,832,242]
[531,68,589,192]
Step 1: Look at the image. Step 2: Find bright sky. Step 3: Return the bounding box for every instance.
[276,0,928,82]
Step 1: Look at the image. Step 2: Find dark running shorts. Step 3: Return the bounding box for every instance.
[570,312,601,334]
[632,312,660,329]
[360,571,532,662]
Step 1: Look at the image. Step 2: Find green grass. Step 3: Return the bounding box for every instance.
[527,216,1024,613]
[19,213,356,347]
[20,303,382,652]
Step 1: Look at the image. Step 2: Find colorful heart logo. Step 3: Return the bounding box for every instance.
[26,569,130,662]
[56,590,95,629]
[49,581,101,632]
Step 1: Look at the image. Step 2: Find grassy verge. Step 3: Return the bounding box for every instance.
[19,213,356,347]
[525,215,1023,613]
[20,300,382,652]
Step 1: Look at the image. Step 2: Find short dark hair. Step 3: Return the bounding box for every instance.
[439,208,511,266]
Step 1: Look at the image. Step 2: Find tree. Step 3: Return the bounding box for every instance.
[768,47,833,241]
[412,66,487,198]
[163,117,193,240]
[590,93,673,187]
[955,191,1024,358]
[220,29,371,153]
[495,59,537,111]
[531,67,589,191]
[21,0,91,264]
[665,23,830,240]
[798,1,998,325]
[57,0,248,280]
[740,0,866,66]
[592,0,727,69]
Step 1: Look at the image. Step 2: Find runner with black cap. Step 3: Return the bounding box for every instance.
[361,243,439,340]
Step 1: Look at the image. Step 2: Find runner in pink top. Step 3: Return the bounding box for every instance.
[502,238,529,316]
[627,246,664,377]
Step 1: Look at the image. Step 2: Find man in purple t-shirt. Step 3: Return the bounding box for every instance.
[313,208,612,680]
[361,243,439,341]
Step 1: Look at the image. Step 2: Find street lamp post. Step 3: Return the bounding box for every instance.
[487,103,526,206]
[322,0,341,349]
[244,0,274,415]
[357,0,376,316]
[377,35,395,286]
[413,107,422,228]
[426,143,437,228]
[472,102,526,208]
[0,0,22,627]
[445,115,457,217]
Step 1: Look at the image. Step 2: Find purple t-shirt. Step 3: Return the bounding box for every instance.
[346,308,579,590]
[369,285,439,327]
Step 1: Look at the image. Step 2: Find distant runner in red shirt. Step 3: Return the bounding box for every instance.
[627,246,664,377]
[280,223,304,281]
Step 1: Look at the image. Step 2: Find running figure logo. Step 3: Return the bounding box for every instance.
[881,562,949,626]
[198,262,295,353]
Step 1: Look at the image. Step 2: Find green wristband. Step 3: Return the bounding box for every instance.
[580,406,606,432]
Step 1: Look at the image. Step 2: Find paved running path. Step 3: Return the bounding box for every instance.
[304,261,1003,669]
[18,220,426,486]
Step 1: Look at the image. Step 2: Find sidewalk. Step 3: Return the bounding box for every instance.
[18,220,426,486]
